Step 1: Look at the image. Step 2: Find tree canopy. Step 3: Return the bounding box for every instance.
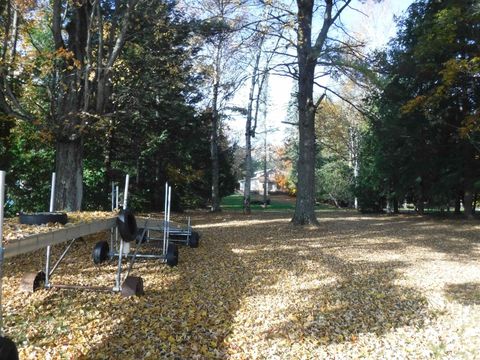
[0,0,479,220]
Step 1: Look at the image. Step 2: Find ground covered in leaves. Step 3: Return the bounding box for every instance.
[2,212,115,243]
[2,210,480,359]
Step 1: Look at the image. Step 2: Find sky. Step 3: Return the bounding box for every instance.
[228,0,415,149]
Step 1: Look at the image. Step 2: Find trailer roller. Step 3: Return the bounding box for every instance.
[92,241,109,264]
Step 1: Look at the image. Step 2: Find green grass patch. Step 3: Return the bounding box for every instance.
[221,194,336,212]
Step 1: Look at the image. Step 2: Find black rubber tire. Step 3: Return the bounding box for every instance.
[188,231,200,248]
[117,209,137,242]
[0,336,19,360]
[93,241,109,264]
[19,212,68,225]
[166,243,178,267]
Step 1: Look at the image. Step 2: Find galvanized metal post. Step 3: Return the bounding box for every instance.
[165,185,172,256]
[115,186,119,209]
[163,183,168,255]
[111,182,115,211]
[0,170,6,336]
[45,172,55,288]
[115,239,124,291]
[123,174,129,209]
[110,182,115,252]
[49,172,56,212]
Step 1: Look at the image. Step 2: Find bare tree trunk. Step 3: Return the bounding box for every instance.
[55,140,83,211]
[416,197,424,215]
[292,0,318,225]
[328,193,339,208]
[473,193,477,214]
[243,54,263,215]
[153,159,163,210]
[51,0,88,211]
[263,139,268,206]
[244,122,252,214]
[291,0,350,225]
[210,41,223,212]
[393,197,399,214]
[464,180,474,219]
[293,59,318,225]
[349,125,359,209]
[463,144,475,219]
[210,83,221,212]
[454,194,461,214]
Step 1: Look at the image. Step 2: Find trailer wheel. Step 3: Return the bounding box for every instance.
[117,209,137,242]
[19,212,68,225]
[166,243,178,267]
[0,336,19,360]
[93,241,109,264]
[188,231,200,248]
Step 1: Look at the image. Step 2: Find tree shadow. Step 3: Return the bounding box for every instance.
[310,211,480,261]
[444,282,480,306]
[262,255,430,345]
[76,213,255,359]
[3,210,476,358]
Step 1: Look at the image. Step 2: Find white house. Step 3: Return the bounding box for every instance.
[238,169,282,195]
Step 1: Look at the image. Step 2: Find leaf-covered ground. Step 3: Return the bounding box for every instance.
[2,210,480,359]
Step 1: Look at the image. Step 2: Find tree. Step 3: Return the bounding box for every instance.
[49,0,140,211]
[243,31,279,213]
[83,0,220,211]
[288,0,353,224]
[188,0,250,212]
[315,98,363,208]
[316,160,353,207]
[363,0,480,217]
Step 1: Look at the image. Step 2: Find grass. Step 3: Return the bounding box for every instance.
[221,193,336,212]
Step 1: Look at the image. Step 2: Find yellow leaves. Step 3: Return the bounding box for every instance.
[167,335,176,344]
[4,210,479,358]
[2,211,115,243]
[401,95,427,114]
[288,313,299,322]
[460,114,480,139]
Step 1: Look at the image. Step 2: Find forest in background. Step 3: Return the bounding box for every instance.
[0,0,479,218]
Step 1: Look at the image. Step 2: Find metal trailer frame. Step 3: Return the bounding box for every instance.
[0,172,148,353]
[94,180,179,267]
[137,182,200,249]
[1,172,145,299]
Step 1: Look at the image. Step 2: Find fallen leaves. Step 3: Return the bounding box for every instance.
[0,210,479,359]
[2,211,115,242]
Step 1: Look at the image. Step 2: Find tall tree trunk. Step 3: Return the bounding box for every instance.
[292,0,344,225]
[210,85,220,212]
[463,145,475,219]
[51,0,89,211]
[293,62,318,224]
[244,121,252,214]
[393,197,399,214]
[55,140,83,211]
[210,41,222,212]
[292,18,318,225]
[153,159,163,210]
[463,180,474,219]
[454,194,461,214]
[243,64,260,215]
[416,199,424,215]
